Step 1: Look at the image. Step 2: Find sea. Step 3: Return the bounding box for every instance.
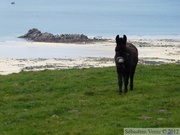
[0,0,180,58]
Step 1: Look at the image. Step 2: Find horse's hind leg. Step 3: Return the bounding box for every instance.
[130,73,134,90]
[130,66,136,90]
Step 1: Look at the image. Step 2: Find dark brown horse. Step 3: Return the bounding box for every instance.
[115,35,138,94]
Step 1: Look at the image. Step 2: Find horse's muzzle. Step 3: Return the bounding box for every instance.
[116,56,124,63]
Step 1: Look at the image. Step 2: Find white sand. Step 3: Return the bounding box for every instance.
[0,39,179,75]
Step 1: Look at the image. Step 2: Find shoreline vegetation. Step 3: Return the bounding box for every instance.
[18,28,109,43]
[0,65,180,134]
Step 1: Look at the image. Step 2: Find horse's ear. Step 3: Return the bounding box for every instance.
[116,35,119,44]
[123,35,127,44]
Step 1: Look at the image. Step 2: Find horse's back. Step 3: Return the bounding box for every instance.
[126,43,138,65]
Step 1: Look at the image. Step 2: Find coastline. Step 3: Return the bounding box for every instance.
[0,38,179,75]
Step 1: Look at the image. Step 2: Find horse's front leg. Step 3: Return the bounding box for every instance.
[124,73,130,94]
[118,74,123,95]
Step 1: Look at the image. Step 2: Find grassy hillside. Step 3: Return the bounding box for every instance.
[0,64,179,135]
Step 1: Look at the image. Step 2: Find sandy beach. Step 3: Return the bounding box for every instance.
[0,39,179,75]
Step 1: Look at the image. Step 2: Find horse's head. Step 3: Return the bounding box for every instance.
[115,35,129,66]
[115,35,127,52]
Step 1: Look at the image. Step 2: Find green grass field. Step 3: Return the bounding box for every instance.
[0,64,179,135]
